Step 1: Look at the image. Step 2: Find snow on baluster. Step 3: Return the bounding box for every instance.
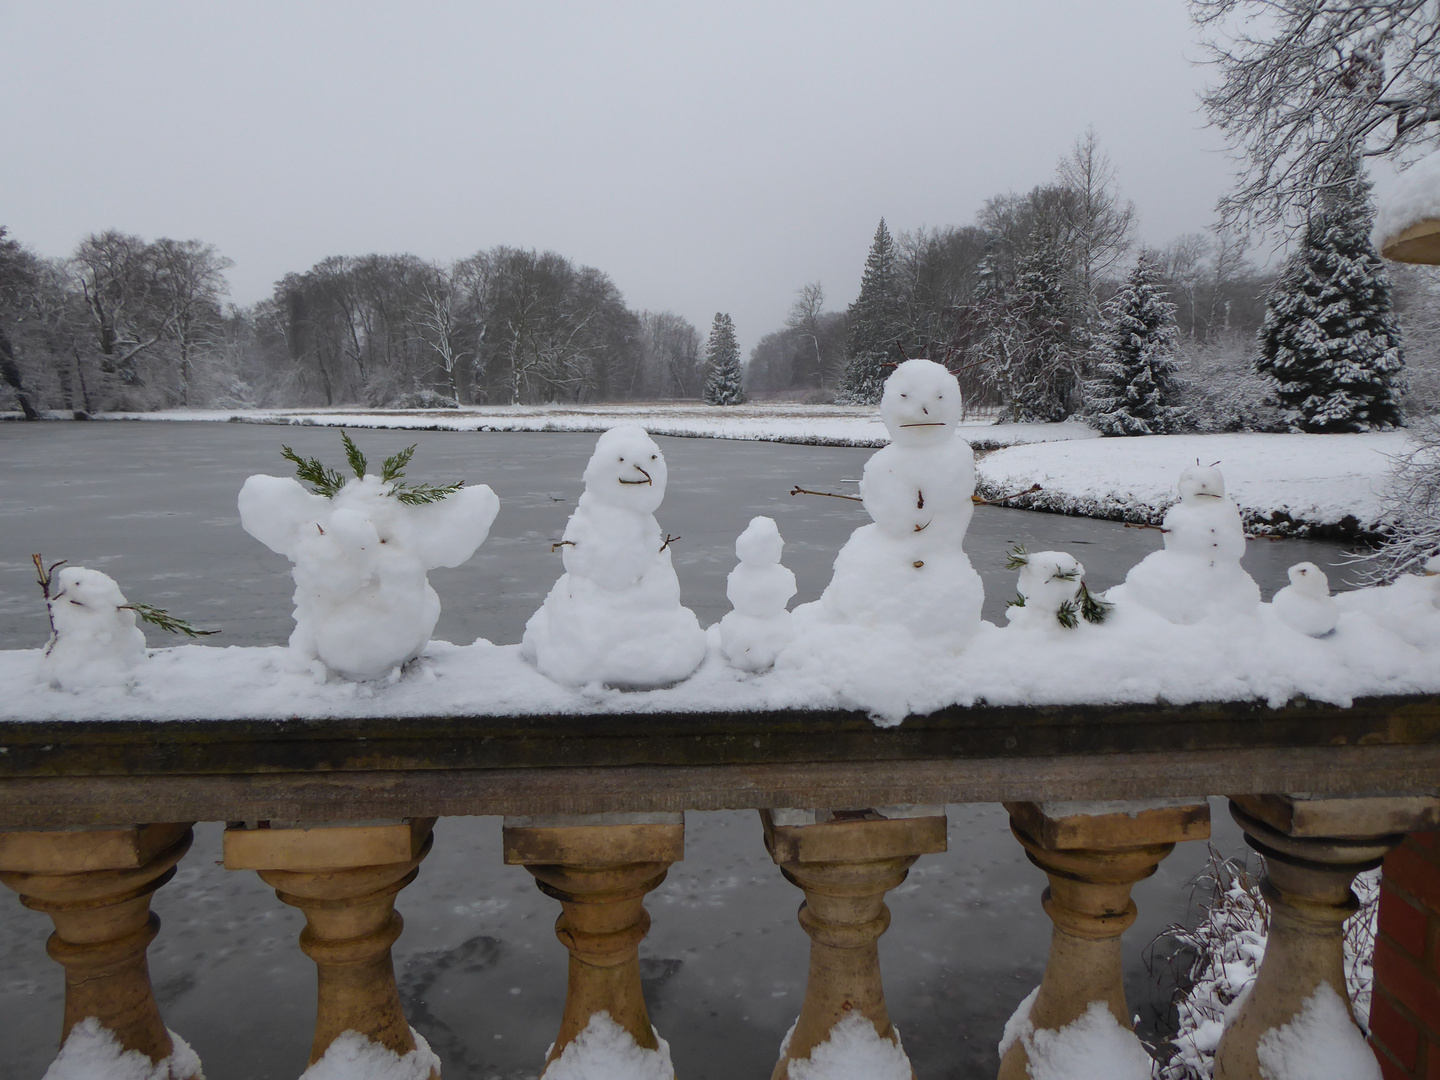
[719,516,796,672]
[1106,465,1260,624]
[37,567,147,691]
[238,449,499,681]
[522,425,706,689]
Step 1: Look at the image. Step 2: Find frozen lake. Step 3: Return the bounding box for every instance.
[0,421,1363,1078]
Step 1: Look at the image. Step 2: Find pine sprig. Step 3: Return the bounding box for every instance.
[1005,544,1030,571]
[121,602,220,638]
[281,445,346,498]
[394,482,464,505]
[1056,599,1079,629]
[381,444,416,483]
[342,432,368,480]
[1051,565,1081,582]
[1006,592,1026,609]
[1078,582,1112,625]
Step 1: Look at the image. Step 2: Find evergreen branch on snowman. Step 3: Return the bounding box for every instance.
[281,433,463,504]
[1004,545,1110,628]
[119,602,219,638]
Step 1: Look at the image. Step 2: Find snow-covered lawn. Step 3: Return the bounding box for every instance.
[976,432,1412,537]
[91,403,1097,451]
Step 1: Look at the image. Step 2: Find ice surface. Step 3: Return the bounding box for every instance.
[38,567,147,691]
[1374,147,1440,250]
[783,1012,910,1080]
[237,468,498,681]
[297,1028,439,1080]
[42,1018,203,1080]
[1255,982,1380,1080]
[540,1012,674,1080]
[522,427,706,688]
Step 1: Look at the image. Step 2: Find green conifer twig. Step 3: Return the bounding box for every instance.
[1005,544,1029,571]
[281,445,346,498]
[120,602,220,638]
[342,432,368,479]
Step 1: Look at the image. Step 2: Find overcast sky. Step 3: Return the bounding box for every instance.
[2,1,1237,357]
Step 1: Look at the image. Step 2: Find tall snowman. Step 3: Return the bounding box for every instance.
[802,358,984,639]
[1107,465,1260,623]
[522,425,706,688]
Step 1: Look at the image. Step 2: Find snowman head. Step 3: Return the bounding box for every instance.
[1178,465,1226,502]
[583,425,667,512]
[1286,561,1330,596]
[49,567,129,630]
[735,516,783,565]
[880,359,963,447]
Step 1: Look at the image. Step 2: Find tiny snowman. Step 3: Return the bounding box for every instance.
[522,425,706,688]
[718,516,796,672]
[803,358,984,638]
[1004,547,1110,632]
[1271,562,1339,637]
[37,566,147,690]
[1108,465,1260,624]
[239,436,499,681]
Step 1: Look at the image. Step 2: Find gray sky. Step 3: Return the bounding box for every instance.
[2,1,1235,358]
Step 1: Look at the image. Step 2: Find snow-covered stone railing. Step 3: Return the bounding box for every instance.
[1,695,1438,1080]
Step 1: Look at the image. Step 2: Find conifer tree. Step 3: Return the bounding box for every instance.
[1256,164,1405,433]
[838,219,904,405]
[990,233,1080,422]
[703,312,745,405]
[1088,253,1186,435]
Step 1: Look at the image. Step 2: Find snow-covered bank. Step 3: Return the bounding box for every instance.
[976,432,1411,537]
[90,404,1097,451]
[3,572,1438,725]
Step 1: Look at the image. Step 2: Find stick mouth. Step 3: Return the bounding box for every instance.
[1193,492,1223,499]
[619,465,653,485]
[899,422,947,428]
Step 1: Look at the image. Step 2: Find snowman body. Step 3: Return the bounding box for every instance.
[239,471,499,680]
[1271,562,1338,637]
[522,425,706,688]
[719,517,797,672]
[1111,466,1260,624]
[1006,552,1087,632]
[810,359,984,638]
[38,567,147,690]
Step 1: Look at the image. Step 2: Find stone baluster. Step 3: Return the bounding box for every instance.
[761,807,948,1080]
[0,822,196,1072]
[223,817,436,1074]
[502,812,683,1070]
[1215,795,1439,1080]
[998,799,1210,1080]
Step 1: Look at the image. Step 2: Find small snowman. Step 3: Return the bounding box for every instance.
[36,565,147,690]
[1004,547,1110,631]
[239,436,499,681]
[1108,465,1260,624]
[1271,562,1339,637]
[803,358,984,638]
[718,516,796,672]
[522,425,706,688]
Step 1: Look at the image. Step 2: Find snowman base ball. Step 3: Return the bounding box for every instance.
[819,524,984,639]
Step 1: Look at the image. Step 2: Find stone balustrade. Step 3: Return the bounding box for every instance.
[1,695,1438,1077]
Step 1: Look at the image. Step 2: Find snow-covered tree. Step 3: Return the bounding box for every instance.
[838,219,904,405]
[986,233,1081,422]
[704,312,745,405]
[1256,166,1406,432]
[1088,253,1186,435]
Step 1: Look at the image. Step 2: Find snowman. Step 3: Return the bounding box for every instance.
[1005,548,1108,631]
[718,516,797,672]
[38,567,147,690]
[1107,465,1260,624]
[800,358,984,639]
[1271,561,1339,637]
[239,443,499,681]
[522,425,706,688]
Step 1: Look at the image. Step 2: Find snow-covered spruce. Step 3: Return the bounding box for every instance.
[703,313,745,406]
[1105,466,1260,625]
[718,516,796,672]
[522,425,706,689]
[1004,547,1110,632]
[1087,253,1185,437]
[297,1028,439,1080]
[998,992,1151,1080]
[540,1012,674,1080]
[36,567,148,691]
[42,1017,203,1080]
[837,218,906,407]
[1257,161,1405,434]
[778,1012,910,1080]
[793,358,984,639]
[238,436,499,681]
[1270,562,1338,638]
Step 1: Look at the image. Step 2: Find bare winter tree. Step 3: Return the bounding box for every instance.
[149,238,232,406]
[1056,128,1136,315]
[1194,0,1440,231]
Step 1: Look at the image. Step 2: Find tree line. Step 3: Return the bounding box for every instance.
[0,232,711,416]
